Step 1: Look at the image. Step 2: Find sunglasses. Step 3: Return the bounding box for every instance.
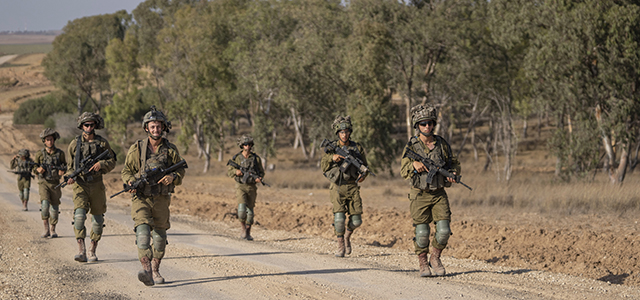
[83,123,96,128]
[419,120,435,127]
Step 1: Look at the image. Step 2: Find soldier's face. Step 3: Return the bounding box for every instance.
[44,136,55,148]
[338,130,351,143]
[146,121,163,138]
[419,120,435,133]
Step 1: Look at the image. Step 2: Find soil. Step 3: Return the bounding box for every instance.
[1,54,639,299]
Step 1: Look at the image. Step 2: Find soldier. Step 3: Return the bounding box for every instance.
[33,128,67,238]
[227,134,265,241]
[320,115,370,257]
[122,106,186,286]
[10,149,34,211]
[400,104,460,277]
[65,112,116,263]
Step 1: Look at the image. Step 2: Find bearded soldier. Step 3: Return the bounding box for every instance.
[66,112,116,263]
[10,149,34,211]
[33,128,67,238]
[122,106,186,286]
[401,104,460,277]
[227,134,265,241]
[320,116,370,257]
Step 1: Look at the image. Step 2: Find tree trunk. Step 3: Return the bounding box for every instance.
[290,107,308,159]
[203,142,210,173]
[217,126,224,162]
[614,140,630,184]
[522,119,528,139]
[596,105,615,183]
[405,95,412,141]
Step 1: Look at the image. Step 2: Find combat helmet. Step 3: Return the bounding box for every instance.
[40,128,60,143]
[410,104,437,128]
[142,105,171,133]
[18,149,30,158]
[236,134,254,148]
[332,115,352,134]
[76,112,104,130]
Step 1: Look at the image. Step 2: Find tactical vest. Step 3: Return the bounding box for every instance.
[324,140,363,185]
[138,139,174,196]
[15,159,33,180]
[409,136,452,191]
[40,148,64,182]
[232,151,260,185]
[75,136,107,183]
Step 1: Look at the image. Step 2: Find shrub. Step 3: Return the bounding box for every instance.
[13,92,76,125]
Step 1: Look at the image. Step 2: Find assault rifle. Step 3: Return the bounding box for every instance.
[36,163,67,180]
[226,160,270,187]
[320,139,375,181]
[403,148,472,191]
[55,149,111,189]
[7,161,37,179]
[110,159,188,198]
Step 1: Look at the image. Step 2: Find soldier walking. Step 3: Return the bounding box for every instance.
[33,128,67,238]
[122,106,186,286]
[10,149,34,211]
[320,116,370,257]
[227,134,265,241]
[400,104,460,277]
[65,112,116,263]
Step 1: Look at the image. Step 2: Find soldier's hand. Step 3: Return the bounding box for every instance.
[58,170,65,176]
[413,161,428,173]
[357,174,366,183]
[89,162,101,173]
[447,172,457,183]
[332,154,344,162]
[256,177,263,184]
[128,181,136,193]
[67,177,75,185]
[235,169,243,176]
[158,175,174,186]
[37,167,45,174]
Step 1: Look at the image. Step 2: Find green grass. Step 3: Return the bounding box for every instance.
[0,43,52,55]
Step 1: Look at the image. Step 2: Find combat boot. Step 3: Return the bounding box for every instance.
[22,200,28,211]
[240,222,247,239]
[138,257,154,286]
[74,238,87,262]
[152,258,165,284]
[418,252,431,277]
[344,229,353,255]
[245,225,253,241]
[88,240,98,262]
[41,219,50,238]
[50,224,58,238]
[335,236,345,257]
[429,247,446,276]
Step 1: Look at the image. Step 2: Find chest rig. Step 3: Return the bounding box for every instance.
[138,139,174,196]
[41,148,64,181]
[75,136,105,183]
[232,152,259,184]
[409,136,452,191]
[325,140,363,185]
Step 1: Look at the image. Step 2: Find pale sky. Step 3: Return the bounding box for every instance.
[0,0,146,31]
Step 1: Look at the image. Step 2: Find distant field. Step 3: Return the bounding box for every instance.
[0,44,52,55]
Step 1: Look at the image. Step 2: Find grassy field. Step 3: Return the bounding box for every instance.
[0,43,52,56]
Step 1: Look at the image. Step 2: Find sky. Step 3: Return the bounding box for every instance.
[0,0,146,31]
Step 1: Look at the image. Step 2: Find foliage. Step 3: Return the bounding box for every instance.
[13,91,76,125]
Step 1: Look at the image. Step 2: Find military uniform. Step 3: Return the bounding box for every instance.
[10,151,34,210]
[122,138,185,260]
[227,146,265,238]
[401,104,461,277]
[33,147,67,229]
[67,135,116,240]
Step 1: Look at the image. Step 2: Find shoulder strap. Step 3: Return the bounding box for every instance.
[232,151,242,160]
[435,135,453,169]
[138,139,148,176]
[74,136,82,169]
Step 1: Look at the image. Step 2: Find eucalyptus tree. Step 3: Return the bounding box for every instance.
[42,11,130,114]
[155,1,239,173]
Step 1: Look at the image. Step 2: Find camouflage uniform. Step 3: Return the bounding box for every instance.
[400,104,461,277]
[227,134,265,241]
[33,143,67,236]
[320,115,370,257]
[10,149,34,211]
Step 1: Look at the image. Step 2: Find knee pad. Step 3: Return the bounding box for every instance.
[73,208,87,231]
[415,223,430,248]
[41,200,51,219]
[51,205,60,223]
[435,220,451,246]
[237,203,247,221]
[334,212,346,235]
[23,188,30,201]
[91,214,104,236]
[347,214,362,231]
[245,207,254,225]
[152,229,168,252]
[18,191,24,200]
[136,224,151,250]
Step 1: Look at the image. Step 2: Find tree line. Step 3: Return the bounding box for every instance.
[41,0,640,183]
